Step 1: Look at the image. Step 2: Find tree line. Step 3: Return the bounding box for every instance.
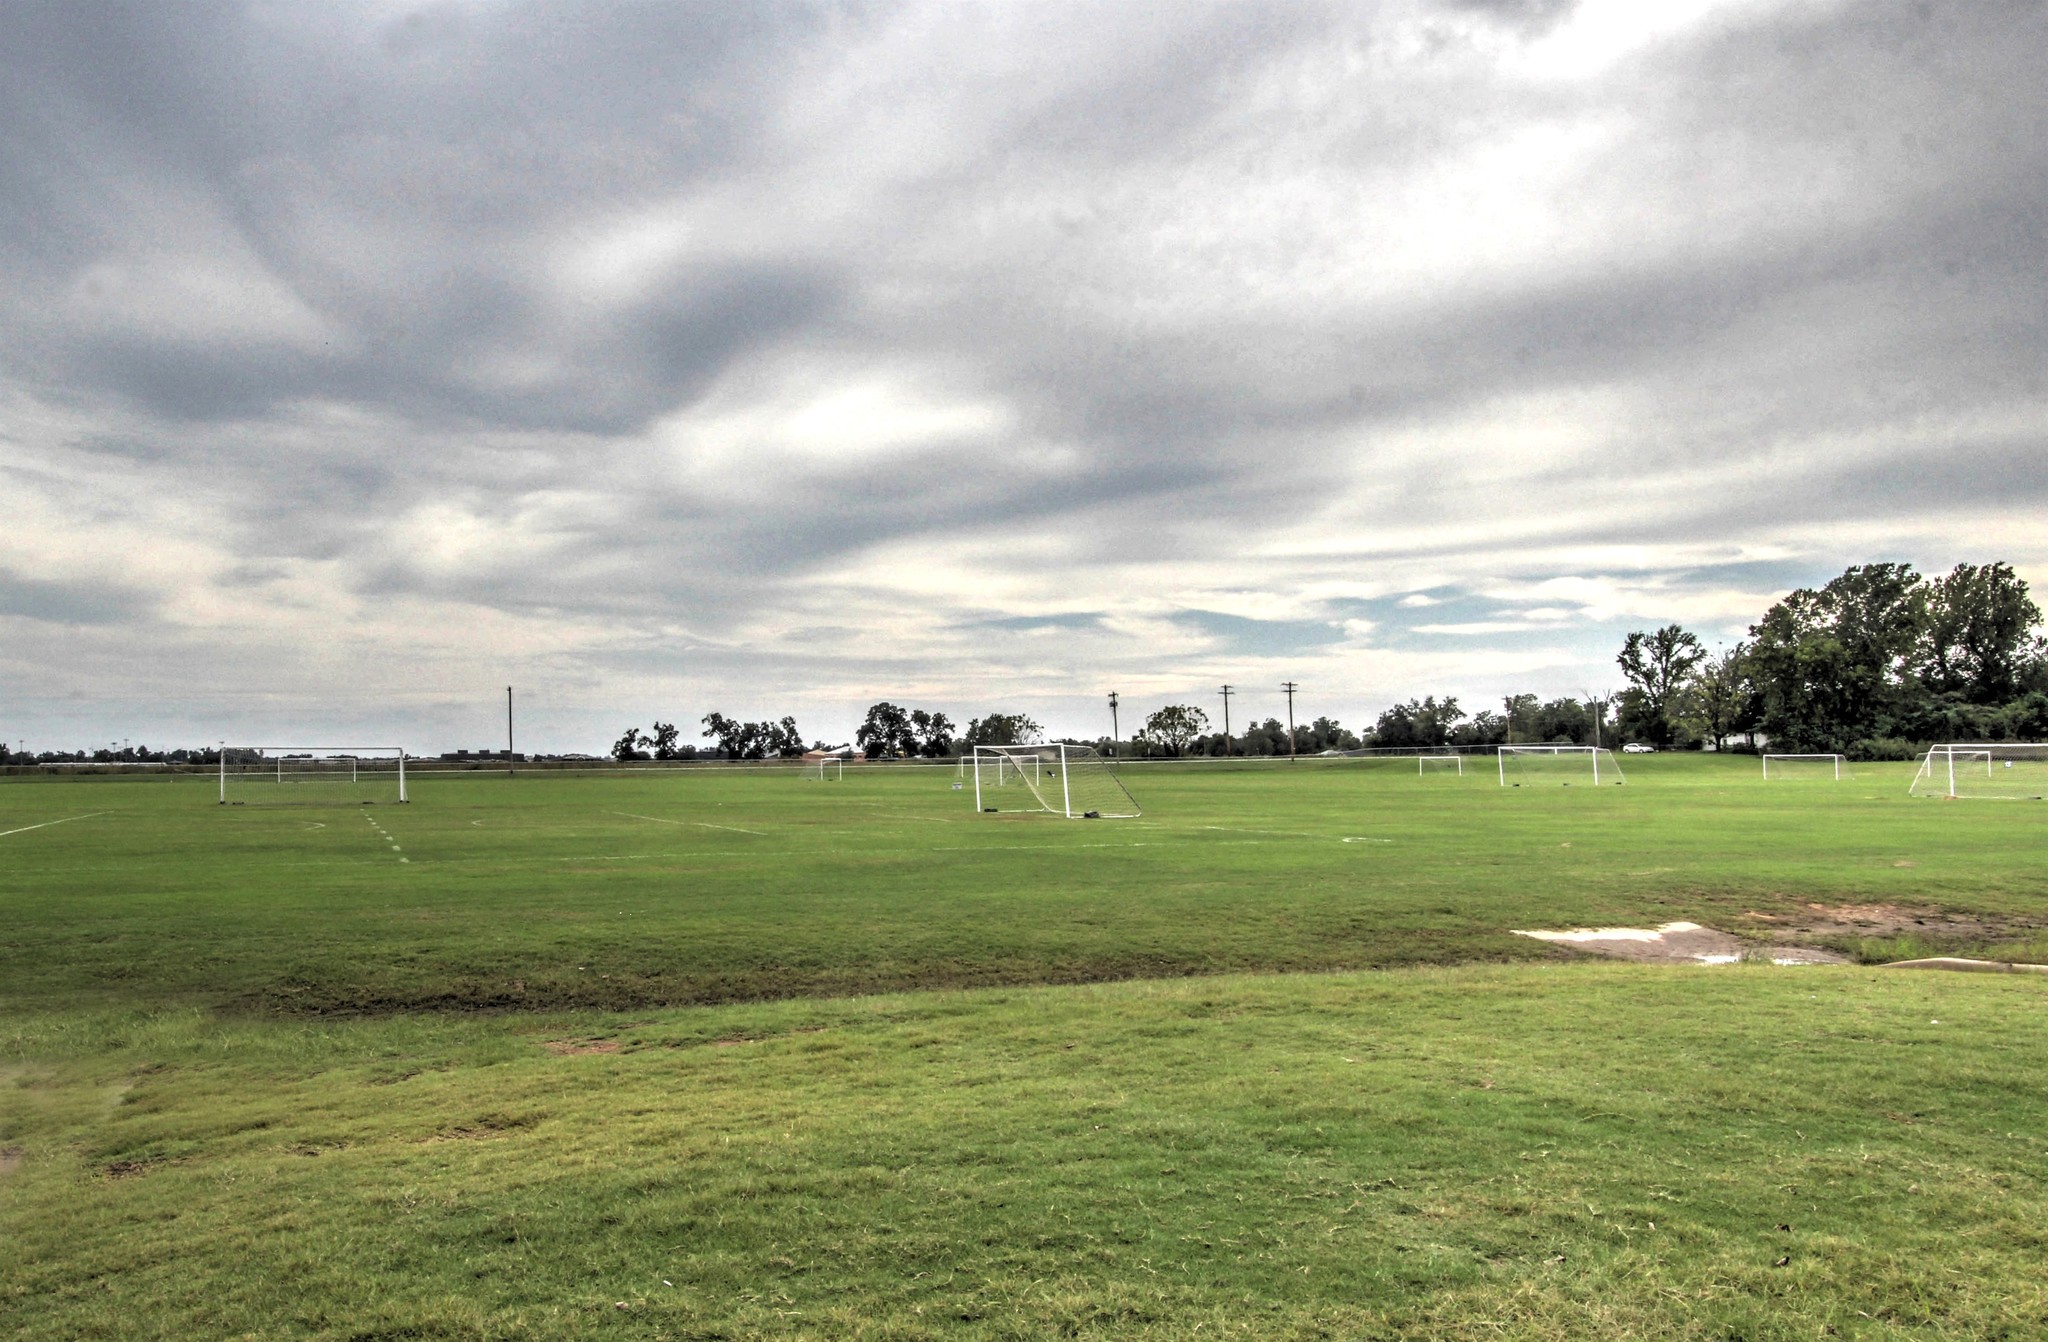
[1109,561,2045,761]
[1665,560,2045,756]
[626,556,2045,766]
[609,704,1049,761]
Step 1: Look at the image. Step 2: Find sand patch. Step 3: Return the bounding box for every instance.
[1514,921,1846,965]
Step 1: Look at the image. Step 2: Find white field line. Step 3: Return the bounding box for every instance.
[0,812,107,839]
[608,810,768,837]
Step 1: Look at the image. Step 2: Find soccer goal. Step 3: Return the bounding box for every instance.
[220,747,407,804]
[1418,754,1464,776]
[1763,753,1846,780]
[1498,744,1624,787]
[972,744,1141,818]
[805,757,844,781]
[1909,743,2048,800]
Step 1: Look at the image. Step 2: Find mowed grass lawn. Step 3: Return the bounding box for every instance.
[4,756,2047,1338]
[4,754,2046,1015]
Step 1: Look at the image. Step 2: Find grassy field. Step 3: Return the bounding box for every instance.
[5,755,2048,1337]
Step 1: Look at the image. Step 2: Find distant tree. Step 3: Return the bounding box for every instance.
[1140,705,1208,756]
[856,702,915,757]
[1747,564,1925,752]
[962,713,1042,748]
[612,728,649,762]
[909,709,956,757]
[1915,562,2044,704]
[1616,625,1706,746]
[1681,645,1757,752]
[770,716,805,758]
[1373,696,1463,748]
[649,721,683,760]
[1450,710,1506,748]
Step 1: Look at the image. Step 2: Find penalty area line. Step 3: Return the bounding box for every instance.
[0,812,108,839]
[608,810,768,837]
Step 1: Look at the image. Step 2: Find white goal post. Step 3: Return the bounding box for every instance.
[971,744,1141,818]
[1909,743,2048,800]
[1763,753,1845,780]
[805,757,844,781]
[220,746,408,803]
[1418,754,1463,775]
[1497,744,1624,787]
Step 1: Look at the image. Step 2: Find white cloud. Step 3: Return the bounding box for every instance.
[1,0,2043,750]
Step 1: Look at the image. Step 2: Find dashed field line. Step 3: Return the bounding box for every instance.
[0,813,107,839]
[608,811,768,836]
[363,813,410,863]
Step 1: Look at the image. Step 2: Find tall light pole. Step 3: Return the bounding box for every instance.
[506,686,515,775]
[1107,692,1120,752]
[1281,681,1298,762]
[1219,684,1234,758]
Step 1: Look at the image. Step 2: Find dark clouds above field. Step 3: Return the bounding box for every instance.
[2,0,2045,749]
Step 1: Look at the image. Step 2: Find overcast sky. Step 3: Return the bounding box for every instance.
[3,0,2044,753]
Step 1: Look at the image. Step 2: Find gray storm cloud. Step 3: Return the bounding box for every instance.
[1,0,2043,749]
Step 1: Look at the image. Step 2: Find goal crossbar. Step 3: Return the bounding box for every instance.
[221,746,408,803]
[971,744,1141,818]
[1909,742,2048,799]
[1497,744,1623,787]
[1763,753,1845,780]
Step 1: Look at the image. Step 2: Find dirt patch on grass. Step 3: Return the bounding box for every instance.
[101,1157,173,1179]
[1739,903,2048,962]
[1745,903,2032,940]
[541,1038,621,1055]
[1513,922,1846,965]
[0,1147,21,1178]
[425,1111,544,1142]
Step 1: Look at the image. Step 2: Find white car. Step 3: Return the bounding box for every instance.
[1621,742,1655,754]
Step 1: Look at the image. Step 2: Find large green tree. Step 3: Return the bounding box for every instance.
[1139,705,1207,756]
[1680,644,1758,753]
[1746,564,1925,752]
[1615,625,1706,746]
[1372,696,1462,748]
[1914,562,2043,704]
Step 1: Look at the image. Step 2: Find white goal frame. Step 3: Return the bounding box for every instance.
[1910,743,2048,799]
[221,746,407,803]
[806,757,844,781]
[971,744,1141,818]
[1418,754,1463,776]
[1497,744,1622,786]
[1763,753,1844,780]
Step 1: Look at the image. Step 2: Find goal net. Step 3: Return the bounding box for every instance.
[1417,754,1464,776]
[1498,745,1624,787]
[220,747,408,805]
[1763,753,1845,780]
[1909,743,2048,800]
[805,757,844,781]
[972,744,1141,818]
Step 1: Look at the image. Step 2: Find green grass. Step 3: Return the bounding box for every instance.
[4,756,2048,1337]
[2,754,2042,1017]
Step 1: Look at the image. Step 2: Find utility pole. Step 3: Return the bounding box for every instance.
[1219,684,1234,758]
[1503,695,1513,747]
[1281,681,1298,762]
[1107,692,1119,752]
[507,686,515,776]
